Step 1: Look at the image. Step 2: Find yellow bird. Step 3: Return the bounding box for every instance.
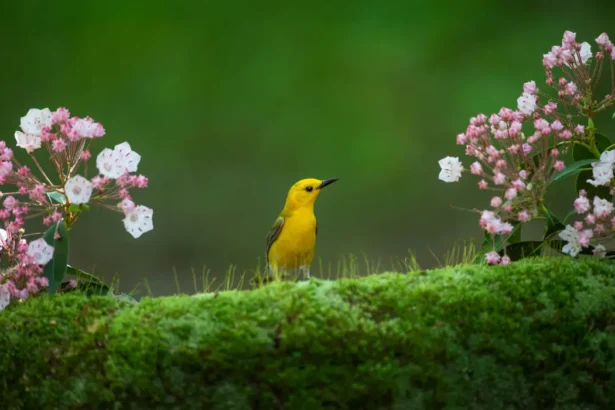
[266,178,338,279]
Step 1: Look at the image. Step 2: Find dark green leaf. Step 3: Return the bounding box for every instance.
[572,133,611,161]
[42,220,69,294]
[508,223,522,244]
[575,170,611,200]
[46,192,66,205]
[66,265,105,285]
[502,239,565,261]
[542,207,565,241]
[65,265,112,296]
[562,209,578,223]
[500,241,542,261]
[549,159,595,183]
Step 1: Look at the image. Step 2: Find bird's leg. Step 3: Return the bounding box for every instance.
[299,265,310,280]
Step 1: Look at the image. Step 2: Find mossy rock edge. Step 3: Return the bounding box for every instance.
[2,257,615,409]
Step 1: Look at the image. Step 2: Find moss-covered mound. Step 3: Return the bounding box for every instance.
[2,258,615,409]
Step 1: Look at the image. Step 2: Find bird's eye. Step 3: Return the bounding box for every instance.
[305,186,313,192]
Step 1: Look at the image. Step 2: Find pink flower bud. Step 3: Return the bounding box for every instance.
[52,139,67,153]
[494,172,506,185]
[505,188,517,200]
[518,210,531,222]
[543,102,557,114]
[554,161,565,171]
[485,251,501,265]
[470,162,482,175]
[563,30,576,44]
[512,179,526,191]
[491,196,502,208]
[551,120,564,131]
[523,81,537,94]
[596,33,610,46]
[543,52,558,68]
[52,108,70,124]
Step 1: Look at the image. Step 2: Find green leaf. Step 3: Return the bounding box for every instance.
[47,192,66,205]
[500,241,543,261]
[549,159,595,184]
[42,220,69,294]
[562,209,578,224]
[65,265,112,296]
[68,203,89,214]
[542,207,565,241]
[66,265,105,285]
[572,133,611,161]
[501,239,566,261]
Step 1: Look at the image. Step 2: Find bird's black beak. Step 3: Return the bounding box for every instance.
[317,178,339,189]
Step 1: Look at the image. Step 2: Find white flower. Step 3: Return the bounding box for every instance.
[14,131,42,153]
[579,42,592,64]
[559,225,582,257]
[587,151,615,187]
[65,175,93,205]
[593,196,614,218]
[0,229,7,249]
[27,238,54,265]
[96,148,120,178]
[517,92,537,115]
[564,42,592,67]
[593,244,607,258]
[0,284,9,311]
[599,149,615,164]
[96,142,141,179]
[19,108,52,136]
[123,205,154,239]
[438,156,463,183]
[72,118,104,138]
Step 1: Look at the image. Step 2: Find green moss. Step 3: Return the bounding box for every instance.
[2,257,615,409]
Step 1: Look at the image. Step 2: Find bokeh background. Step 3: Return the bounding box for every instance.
[1,0,615,295]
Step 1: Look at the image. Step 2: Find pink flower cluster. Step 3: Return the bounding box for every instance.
[7,107,154,239]
[0,230,56,310]
[0,106,155,309]
[439,30,615,264]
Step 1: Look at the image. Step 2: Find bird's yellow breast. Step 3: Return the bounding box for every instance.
[268,209,316,270]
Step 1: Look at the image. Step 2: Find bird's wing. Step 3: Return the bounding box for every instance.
[266,216,285,261]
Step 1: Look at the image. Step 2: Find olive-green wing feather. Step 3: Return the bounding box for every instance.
[265,216,285,262]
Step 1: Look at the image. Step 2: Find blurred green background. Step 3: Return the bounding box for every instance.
[1,0,615,295]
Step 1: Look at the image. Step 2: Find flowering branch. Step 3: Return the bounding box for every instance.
[0,107,155,309]
[439,30,615,264]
